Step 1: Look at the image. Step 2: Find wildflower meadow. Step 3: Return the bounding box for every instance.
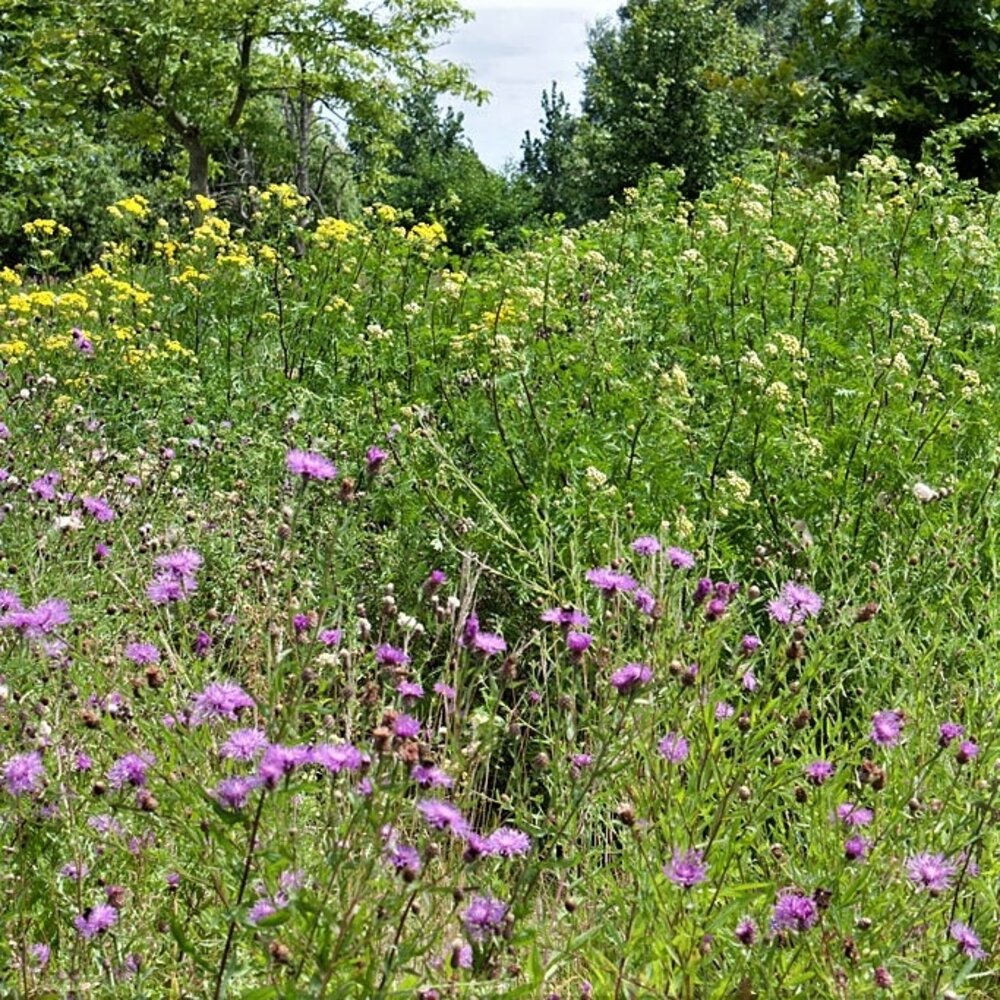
[4,154,1000,998]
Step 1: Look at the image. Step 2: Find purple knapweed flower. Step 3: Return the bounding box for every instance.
[482,826,531,858]
[74,903,117,939]
[871,710,904,748]
[292,613,311,634]
[310,743,367,774]
[433,682,456,700]
[190,681,255,724]
[804,760,835,785]
[193,630,212,656]
[768,581,823,626]
[365,446,388,474]
[734,917,757,947]
[715,701,734,721]
[154,548,203,581]
[28,472,61,501]
[397,680,424,700]
[411,764,453,789]
[417,798,469,838]
[541,606,591,629]
[59,861,89,882]
[634,588,656,615]
[393,714,421,739]
[286,448,337,481]
[667,546,695,570]
[472,631,507,657]
[906,853,956,894]
[422,569,447,595]
[956,740,979,764]
[950,921,986,960]
[844,835,869,861]
[0,590,21,613]
[220,728,269,762]
[28,943,50,969]
[610,662,653,694]
[258,744,309,787]
[375,643,410,667]
[834,803,873,827]
[1,598,70,639]
[566,630,593,656]
[664,849,707,889]
[585,567,637,595]
[770,891,818,933]
[741,633,761,655]
[385,842,421,878]
[631,535,660,556]
[938,722,965,747]
[319,628,342,647]
[81,496,115,522]
[214,776,259,810]
[247,898,278,924]
[124,642,160,665]
[108,752,153,790]
[3,752,45,796]
[693,577,713,604]
[658,732,689,764]
[741,667,758,691]
[461,894,508,941]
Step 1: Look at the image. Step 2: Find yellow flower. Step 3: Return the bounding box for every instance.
[314,217,358,246]
[408,221,447,248]
[0,339,31,360]
[0,267,21,287]
[110,194,150,219]
[23,218,70,238]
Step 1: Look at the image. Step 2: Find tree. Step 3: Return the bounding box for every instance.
[792,0,1000,186]
[2,0,479,199]
[520,84,588,222]
[578,0,758,207]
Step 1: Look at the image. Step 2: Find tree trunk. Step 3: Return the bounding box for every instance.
[185,136,211,198]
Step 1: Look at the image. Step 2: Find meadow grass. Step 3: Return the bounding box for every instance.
[1,154,1000,997]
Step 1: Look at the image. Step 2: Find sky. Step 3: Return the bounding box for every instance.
[438,0,618,170]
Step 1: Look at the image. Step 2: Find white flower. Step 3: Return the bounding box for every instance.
[912,482,939,503]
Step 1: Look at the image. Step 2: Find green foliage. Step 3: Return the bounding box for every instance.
[577,0,758,206]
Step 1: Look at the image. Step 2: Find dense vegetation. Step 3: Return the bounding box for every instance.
[2,151,1000,996]
[4,1,1000,997]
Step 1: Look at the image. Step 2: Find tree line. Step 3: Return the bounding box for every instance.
[2,0,999,264]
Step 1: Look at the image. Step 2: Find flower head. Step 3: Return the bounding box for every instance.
[906,852,956,894]
[804,760,835,785]
[610,662,653,694]
[461,894,508,941]
[74,903,118,939]
[770,891,818,934]
[658,732,689,764]
[482,826,531,858]
[938,722,964,747]
[664,849,707,889]
[585,567,637,595]
[630,535,660,556]
[768,582,823,625]
[667,547,695,569]
[190,681,255,725]
[949,921,986,960]
[2,751,44,796]
[286,449,337,481]
[108,752,153,789]
[417,798,469,838]
[871,710,904,748]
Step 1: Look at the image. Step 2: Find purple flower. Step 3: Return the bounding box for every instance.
[397,680,424,700]
[417,798,469,838]
[734,917,757,947]
[956,740,979,764]
[375,644,410,667]
[634,588,656,616]
[319,628,342,647]
[310,743,367,773]
[938,722,965,747]
[108,752,153,789]
[471,631,507,657]
[193,630,212,656]
[741,633,761,655]
[630,535,660,556]
[81,495,115,522]
[0,589,21,613]
[767,581,823,625]
[664,849,707,888]
[28,471,60,501]
[804,760,835,785]
[461,894,508,941]
[667,546,695,570]
[482,826,531,858]
[411,764,453,789]
[570,753,593,772]
[247,898,278,924]
[1,598,71,639]
[59,861,89,881]
[74,903,118,939]
[124,642,160,665]
[566,630,593,654]
[906,853,956,894]
[541,606,591,628]
[214,776,259,810]
[190,681,255,724]
[741,668,758,691]
[834,803,873,827]
[154,548,203,581]
[385,842,421,878]
[258,744,309,787]
[365,446,388,474]
[610,662,653,694]
[422,569,447,595]
[3,751,44,796]
[770,891,818,933]
[146,575,187,604]
[393,714,421,739]
[585,567,637,595]
[949,921,986,960]
[433,682,456,700]
[0,422,8,440]
[220,728,269,762]
[693,577,713,604]
[292,613,311,633]
[28,943,50,969]
[715,701,734,721]
[871,710,904,748]
[658,733,689,764]
[286,448,337,481]
[844,835,869,861]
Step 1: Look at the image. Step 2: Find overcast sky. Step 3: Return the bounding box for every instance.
[439,0,618,170]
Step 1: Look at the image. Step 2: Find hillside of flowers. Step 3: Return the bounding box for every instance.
[3,155,1000,997]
